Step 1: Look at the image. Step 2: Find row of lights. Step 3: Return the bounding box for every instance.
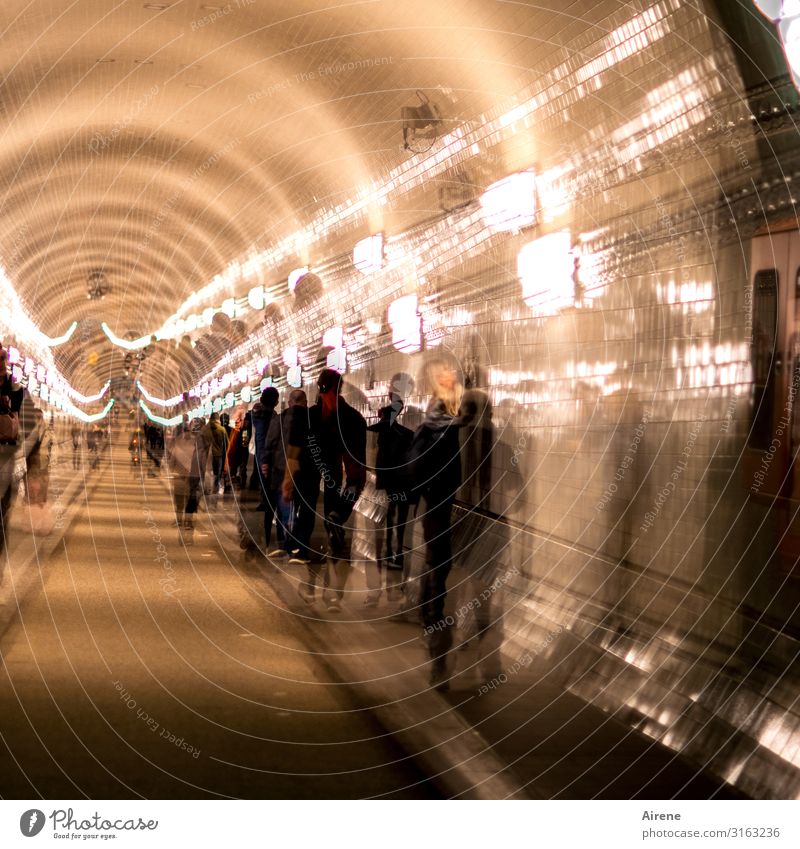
[136,169,572,403]
[5,345,114,422]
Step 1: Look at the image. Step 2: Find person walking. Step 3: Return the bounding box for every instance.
[365,373,414,606]
[286,369,366,612]
[170,424,203,531]
[264,389,307,558]
[202,412,229,494]
[250,387,280,549]
[70,424,82,469]
[225,408,249,490]
[409,357,463,691]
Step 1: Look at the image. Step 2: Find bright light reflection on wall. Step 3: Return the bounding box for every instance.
[480,171,536,233]
[387,294,421,353]
[353,234,384,273]
[518,231,575,316]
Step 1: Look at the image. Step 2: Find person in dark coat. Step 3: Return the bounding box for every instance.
[365,373,414,605]
[250,386,280,547]
[286,369,366,612]
[409,357,463,691]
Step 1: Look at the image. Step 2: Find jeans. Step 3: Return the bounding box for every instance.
[306,482,356,601]
[287,475,319,560]
[271,484,290,550]
[383,496,410,561]
[211,455,224,491]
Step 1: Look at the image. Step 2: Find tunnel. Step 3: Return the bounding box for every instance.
[0,0,800,814]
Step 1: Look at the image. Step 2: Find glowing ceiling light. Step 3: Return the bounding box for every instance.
[518,230,575,316]
[101,323,152,350]
[247,285,265,310]
[387,294,421,353]
[45,321,78,346]
[68,380,111,405]
[136,381,184,407]
[480,171,536,232]
[139,400,182,427]
[323,327,344,349]
[327,348,347,372]
[287,366,302,388]
[353,234,384,273]
[782,16,800,79]
[288,267,309,292]
[752,0,784,19]
[70,398,115,424]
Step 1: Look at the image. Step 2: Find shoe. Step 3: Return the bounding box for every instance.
[268,549,288,558]
[288,557,311,565]
[297,586,315,605]
[184,519,194,531]
[326,599,342,613]
[364,594,380,609]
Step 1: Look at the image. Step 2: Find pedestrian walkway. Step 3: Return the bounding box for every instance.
[0,436,436,799]
[201,493,742,800]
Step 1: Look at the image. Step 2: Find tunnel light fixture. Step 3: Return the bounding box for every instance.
[247,285,265,310]
[139,400,182,427]
[753,1,800,89]
[101,323,152,350]
[41,321,79,347]
[480,171,537,233]
[353,234,384,274]
[64,398,115,424]
[287,366,302,388]
[283,345,298,367]
[322,327,343,349]
[518,230,575,317]
[68,380,112,405]
[326,348,347,372]
[387,294,421,353]
[136,380,183,407]
[288,267,309,292]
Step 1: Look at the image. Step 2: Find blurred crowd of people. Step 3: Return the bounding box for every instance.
[155,358,522,691]
[0,338,523,691]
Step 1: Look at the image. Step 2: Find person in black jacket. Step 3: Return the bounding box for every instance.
[285,369,366,612]
[250,387,280,543]
[365,373,414,605]
[410,356,463,691]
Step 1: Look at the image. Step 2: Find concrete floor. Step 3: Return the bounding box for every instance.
[0,439,436,799]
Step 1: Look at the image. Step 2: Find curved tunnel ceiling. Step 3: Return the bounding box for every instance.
[0,0,624,394]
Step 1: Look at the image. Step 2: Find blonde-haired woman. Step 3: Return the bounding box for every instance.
[410,356,463,691]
